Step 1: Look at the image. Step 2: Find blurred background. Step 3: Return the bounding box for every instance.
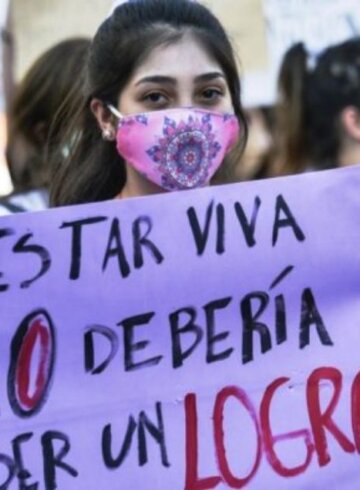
[0,0,359,197]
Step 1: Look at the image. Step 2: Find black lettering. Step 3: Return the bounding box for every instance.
[102,218,130,278]
[241,292,272,364]
[299,288,334,349]
[0,273,9,292]
[234,196,261,247]
[204,297,233,363]
[187,200,214,256]
[133,216,164,268]
[8,309,56,418]
[138,402,170,468]
[84,325,119,375]
[272,195,305,246]
[13,234,51,288]
[60,216,107,280]
[0,228,15,292]
[216,204,225,254]
[12,432,37,489]
[275,294,287,344]
[102,417,137,469]
[0,454,16,489]
[269,265,294,290]
[41,431,78,490]
[119,313,162,371]
[169,307,203,368]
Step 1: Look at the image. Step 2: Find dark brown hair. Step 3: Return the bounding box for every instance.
[50,0,248,206]
[273,38,360,174]
[7,38,91,191]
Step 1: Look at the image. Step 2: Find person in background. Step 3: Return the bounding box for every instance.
[268,38,360,176]
[0,4,15,196]
[50,0,248,206]
[0,37,90,215]
[231,106,274,181]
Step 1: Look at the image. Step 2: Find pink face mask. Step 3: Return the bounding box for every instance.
[108,106,240,191]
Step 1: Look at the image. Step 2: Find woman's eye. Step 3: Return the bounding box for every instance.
[202,88,222,100]
[144,92,167,104]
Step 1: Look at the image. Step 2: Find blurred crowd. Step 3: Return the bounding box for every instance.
[0,3,359,215]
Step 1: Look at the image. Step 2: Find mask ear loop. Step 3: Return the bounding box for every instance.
[107,104,123,120]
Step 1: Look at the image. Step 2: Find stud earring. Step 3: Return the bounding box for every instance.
[102,128,115,141]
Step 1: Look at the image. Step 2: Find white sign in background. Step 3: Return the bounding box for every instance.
[245,0,360,106]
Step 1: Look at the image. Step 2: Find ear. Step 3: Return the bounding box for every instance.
[90,98,116,140]
[340,106,360,142]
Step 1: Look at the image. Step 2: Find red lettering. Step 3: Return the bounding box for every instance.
[306,367,355,466]
[213,386,261,488]
[16,318,51,409]
[260,377,314,476]
[185,393,221,490]
[8,310,56,417]
[184,366,360,489]
[351,372,360,452]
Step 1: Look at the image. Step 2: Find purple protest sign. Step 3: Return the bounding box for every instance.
[0,166,360,489]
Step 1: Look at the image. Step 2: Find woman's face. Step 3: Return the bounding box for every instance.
[117,33,234,115]
[91,33,236,198]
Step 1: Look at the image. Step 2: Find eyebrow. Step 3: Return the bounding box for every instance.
[194,72,226,83]
[135,72,226,86]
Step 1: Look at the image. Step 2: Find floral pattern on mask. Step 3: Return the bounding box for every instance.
[120,114,149,126]
[146,113,222,189]
[115,107,240,191]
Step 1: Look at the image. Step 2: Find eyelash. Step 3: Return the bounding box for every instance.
[141,86,225,107]
[199,88,224,102]
[145,92,167,102]
[142,91,168,106]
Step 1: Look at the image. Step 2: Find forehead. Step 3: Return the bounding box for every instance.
[130,34,223,82]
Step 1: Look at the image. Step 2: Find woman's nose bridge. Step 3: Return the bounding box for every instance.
[176,90,194,108]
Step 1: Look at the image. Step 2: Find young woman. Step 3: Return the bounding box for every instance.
[0,38,90,215]
[50,0,248,206]
[270,38,360,175]
[6,38,90,201]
